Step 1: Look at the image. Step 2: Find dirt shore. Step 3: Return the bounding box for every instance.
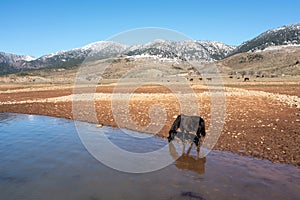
[0,83,299,166]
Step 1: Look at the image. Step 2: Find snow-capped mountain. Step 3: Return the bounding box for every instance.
[0,41,128,73]
[0,40,235,74]
[0,52,35,63]
[0,52,36,74]
[22,41,128,70]
[231,23,300,55]
[126,40,235,61]
[41,41,128,60]
[2,22,300,75]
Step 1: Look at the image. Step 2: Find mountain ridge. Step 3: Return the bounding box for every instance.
[1,22,300,75]
[230,23,300,55]
[0,40,234,75]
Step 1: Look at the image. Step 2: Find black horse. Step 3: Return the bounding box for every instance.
[167,114,206,146]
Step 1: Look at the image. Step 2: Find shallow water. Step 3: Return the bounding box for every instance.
[0,113,299,200]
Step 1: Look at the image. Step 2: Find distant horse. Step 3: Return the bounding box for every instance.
[167,114,206,146]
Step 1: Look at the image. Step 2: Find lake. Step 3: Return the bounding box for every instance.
[0,113,299,200]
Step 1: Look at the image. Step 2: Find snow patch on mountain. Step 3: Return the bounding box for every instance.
[40,41,128,61]
[22,55,36,61]
[0,52,36,63]
[125,39,235,62]
[262,44,300,52]
[232,23,300,54]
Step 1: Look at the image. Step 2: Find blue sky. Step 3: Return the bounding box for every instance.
[1,0,300,57]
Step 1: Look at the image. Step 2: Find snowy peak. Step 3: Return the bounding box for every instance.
[18,41,130,71]
[41,41,128,60]
[3,21,300,76]
[232,23,300,54]
[0,52,36,74]
[0,39,236,75]
[125,40,235,61]
[80,41,128,53]
[21,55,36,61]
[266,23,300,35]
[0,52,35,63]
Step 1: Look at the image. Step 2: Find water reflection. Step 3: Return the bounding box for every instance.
[0,113,299,200]
[0,112,19,123]
[169,142,206,174]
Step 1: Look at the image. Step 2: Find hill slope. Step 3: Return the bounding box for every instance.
[0,40,234,75]
[231,23,300,55]
[2,22,300,76]
[218,45,300,76]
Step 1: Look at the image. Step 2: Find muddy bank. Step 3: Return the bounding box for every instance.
[0,84,299,166]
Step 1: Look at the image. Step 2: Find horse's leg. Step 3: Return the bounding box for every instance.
[186,143,193,155]
[168,115,181,142]
[199,117,206,138]
[193,133,200,146]
[194,117,206,146]
[196,145,200,159]
[181,141,186,155]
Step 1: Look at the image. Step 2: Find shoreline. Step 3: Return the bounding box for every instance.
[0,83,299,166]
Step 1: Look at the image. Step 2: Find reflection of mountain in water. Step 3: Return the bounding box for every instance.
[169,142,206,174]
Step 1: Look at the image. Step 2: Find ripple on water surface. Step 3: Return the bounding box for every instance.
[0,113,299,200]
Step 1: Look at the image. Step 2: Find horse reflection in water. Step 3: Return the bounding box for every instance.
[169,141,206,174]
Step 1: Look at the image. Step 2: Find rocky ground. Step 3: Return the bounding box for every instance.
[0,81,299,166]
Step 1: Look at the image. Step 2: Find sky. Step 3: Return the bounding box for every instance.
[1,0,300,57]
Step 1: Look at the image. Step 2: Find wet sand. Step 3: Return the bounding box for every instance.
[0,83,299,166]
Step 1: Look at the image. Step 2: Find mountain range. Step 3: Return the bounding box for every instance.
[1,23,300,75]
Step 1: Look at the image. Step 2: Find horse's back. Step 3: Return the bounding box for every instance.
[180,114,201,133]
